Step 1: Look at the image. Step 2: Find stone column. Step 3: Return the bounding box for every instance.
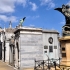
[9,36,15,66]
[9,45,12,65]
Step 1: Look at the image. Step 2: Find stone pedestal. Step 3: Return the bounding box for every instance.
[59,36,70,66]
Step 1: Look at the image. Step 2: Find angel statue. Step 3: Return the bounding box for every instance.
[55,4,70,25]
[19,17,26,26]
[55,4,70,36]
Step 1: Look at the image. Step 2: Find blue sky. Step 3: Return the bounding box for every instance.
[0,0,70,34]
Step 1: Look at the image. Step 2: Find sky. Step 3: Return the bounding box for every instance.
[0,0,70,34]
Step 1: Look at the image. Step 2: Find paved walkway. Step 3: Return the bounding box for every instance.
[0,60,15,70]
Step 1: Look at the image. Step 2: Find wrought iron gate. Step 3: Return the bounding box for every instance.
[34,58,61,70]
[34,58,70,70]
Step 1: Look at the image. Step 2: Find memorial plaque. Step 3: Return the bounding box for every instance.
[20,34,43,67]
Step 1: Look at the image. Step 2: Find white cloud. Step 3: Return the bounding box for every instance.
[0,0,15,13]
[0,15,8,22]
[40,0,51,5]
[40,0,55,9]
[0,0,28,23]
[16,0,28,7]
[48,2,55,8]
[9,16,18,22]
[29,2,38,11]
[0,0,28,13]
[0,15,17,22]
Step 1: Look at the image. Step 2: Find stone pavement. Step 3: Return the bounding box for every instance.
[0,60,61,70]
[0,60,15,70]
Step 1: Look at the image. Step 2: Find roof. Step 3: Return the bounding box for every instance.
[6,28,15,33]
[14,26,59,34]
[43,29,59,34]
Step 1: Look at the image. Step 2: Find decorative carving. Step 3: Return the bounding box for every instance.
[48,37,53,44]
[9,35,15,46]
[15,32,20,38]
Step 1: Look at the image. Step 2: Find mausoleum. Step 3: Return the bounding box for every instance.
[11,26,60,70]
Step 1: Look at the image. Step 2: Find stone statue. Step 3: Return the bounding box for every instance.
[55,4,70,25]
[19,17,26,26]
[55,4,70,36]
[9,35,15,46]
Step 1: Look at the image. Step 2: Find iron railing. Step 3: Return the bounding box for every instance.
[34,58,70,70]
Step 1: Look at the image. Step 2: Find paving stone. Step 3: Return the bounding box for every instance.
[0,60,15,70]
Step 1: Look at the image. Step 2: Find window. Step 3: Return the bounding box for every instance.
[49,46,53,52]
[54,46,57,49]
[62,47,65,51]
[44,45,48,49]
[62,53,66,57]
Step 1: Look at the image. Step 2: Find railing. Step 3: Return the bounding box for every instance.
[34,58,61,70]
[34,58,70,70]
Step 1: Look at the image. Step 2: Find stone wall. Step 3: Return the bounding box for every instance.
[20,34,43,68]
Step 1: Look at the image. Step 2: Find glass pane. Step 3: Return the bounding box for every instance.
[49,46,53,52]
[54,46,57,49]
[44,45,48,49]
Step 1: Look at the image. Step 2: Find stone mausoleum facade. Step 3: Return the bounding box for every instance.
[0,25,60,70]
